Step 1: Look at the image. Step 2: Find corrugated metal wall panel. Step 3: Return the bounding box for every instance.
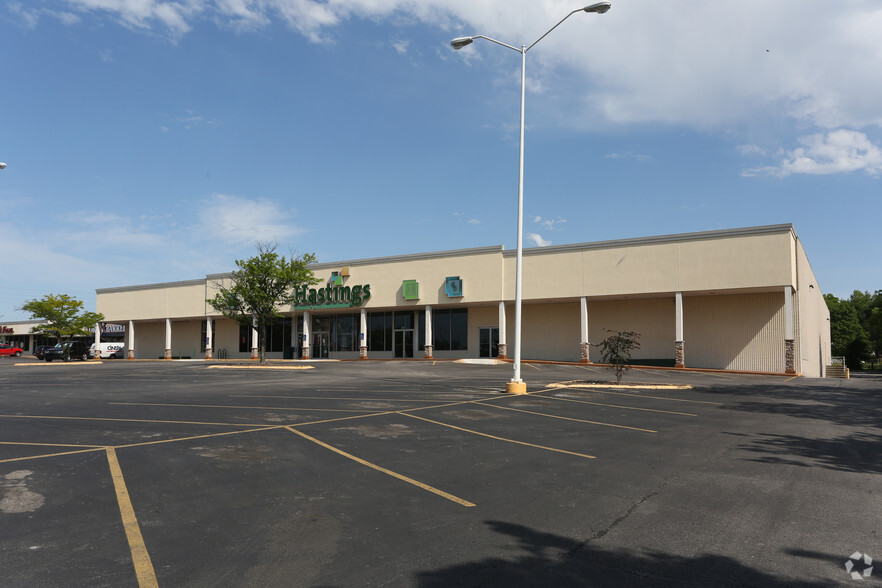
[684,292,785,372]
[588,298,675,359]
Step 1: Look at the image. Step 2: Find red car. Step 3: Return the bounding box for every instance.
[0,344,24,357]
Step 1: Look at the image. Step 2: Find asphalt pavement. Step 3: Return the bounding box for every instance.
[0,357,879,586]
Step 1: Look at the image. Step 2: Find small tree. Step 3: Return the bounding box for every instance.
[19,294,104,361]
[208,242,319,363]
[594,329,641,384]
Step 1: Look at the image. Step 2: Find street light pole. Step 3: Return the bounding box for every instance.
[451,2,611,394]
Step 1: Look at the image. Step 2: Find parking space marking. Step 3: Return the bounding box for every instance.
[531,394,698,417]
[0,441,107,448]
[555,388,722,405]
[400,413,595,459]
[105,448,158,588]
[0,413,273,427]
[230,395,473,404]
[111,402,385,413]
[476,402,658,433]
[113,426,283,450]
[0,447,105,464]
[285,426,476,508]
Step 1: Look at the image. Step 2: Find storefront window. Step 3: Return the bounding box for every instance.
[368,312,392,352]
[433,308,468,351]
[332,314,357,352]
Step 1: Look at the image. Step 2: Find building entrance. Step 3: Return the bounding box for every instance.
[394,330,414,358]
[479,327,499,358]
[312,331,329,358]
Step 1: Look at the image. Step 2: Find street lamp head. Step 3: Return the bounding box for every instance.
[450,37,474,50]
[583,2,611,13]
[0,162,6,170]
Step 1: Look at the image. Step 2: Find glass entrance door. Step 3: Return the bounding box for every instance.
[313,331,330,358]
[479,327,499,358]
[394,330,414,358]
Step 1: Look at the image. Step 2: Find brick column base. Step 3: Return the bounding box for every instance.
[301,348,311,360]
[580,342,591,364]
[251,347,258,360]
[359,346,367,359]
[497,343,507,360]
[674,341,685,368]
[205,349,213,360]
[424,345,433,360]
[785,339,796,374]
[164,349,172,360]
[127,350,135,360]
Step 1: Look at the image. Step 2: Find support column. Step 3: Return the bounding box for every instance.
[675,291,685,368]
[205,317,213,360]
[291,314,298,359]
[250,318,259,360]
[359,308,368,359]
[301,311,311,359]
[94,322,101,359]
[423,305,433,359]
[497,301,508,359]
[580,297,590,363]
[127,321,135,359]
[784,285,796,374]
[164,318,172,359]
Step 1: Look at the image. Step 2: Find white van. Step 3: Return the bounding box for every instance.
[91,342,126,359]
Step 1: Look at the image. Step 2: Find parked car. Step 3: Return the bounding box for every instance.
[0,344,24,357]
[33,344,53,360]
[44,341,93,362]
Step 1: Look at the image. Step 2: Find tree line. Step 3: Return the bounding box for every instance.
[825,290,882,369]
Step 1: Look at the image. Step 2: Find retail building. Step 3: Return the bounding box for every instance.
[89,224,831,377]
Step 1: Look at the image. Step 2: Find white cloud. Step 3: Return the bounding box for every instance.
[392,39,409,56]
[198,193,303,245]
[744,130,882,178]
[46,1,882,155]
[527,232,551,247]
[533,216,566,231]
[10,3,80,28]
[63,0,201,36]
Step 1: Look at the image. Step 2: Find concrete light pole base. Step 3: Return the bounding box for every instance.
[506,381,527,395]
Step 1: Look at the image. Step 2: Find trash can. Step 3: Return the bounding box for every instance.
[283,346,295,360]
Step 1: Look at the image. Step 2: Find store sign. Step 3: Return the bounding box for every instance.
[445,276,463,298]
[101,323,126,334]
[292,283,371,310]
[0,327,13,334]
[402,280,419,301]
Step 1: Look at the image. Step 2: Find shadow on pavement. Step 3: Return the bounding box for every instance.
[415,520,832,587]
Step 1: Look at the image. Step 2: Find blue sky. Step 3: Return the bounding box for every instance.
[2,0,881,322]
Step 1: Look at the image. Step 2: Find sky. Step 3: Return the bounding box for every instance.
[1,0,881,322]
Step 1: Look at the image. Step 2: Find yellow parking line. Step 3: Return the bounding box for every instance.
[0,413,270,427]
[0,447,105,464]
[111,402,382,413]
[400,413,595,460]
[560,389,721,405]
[105,448,158,588]
[113,426,283,450]
[477,402,657,433]
[0,441,107,448]
[531,394,697,417]
[229,395,457,404]
[285,426,476,508]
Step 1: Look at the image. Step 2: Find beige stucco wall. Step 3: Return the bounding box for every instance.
[684,292,786,372]
[588,298,676,360]
[99,281,209,322]
[795,239,831,377]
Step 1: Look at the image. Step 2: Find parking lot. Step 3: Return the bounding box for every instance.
[1,357,879,586]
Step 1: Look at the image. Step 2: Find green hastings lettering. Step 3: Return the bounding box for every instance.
[293,284,371,309]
